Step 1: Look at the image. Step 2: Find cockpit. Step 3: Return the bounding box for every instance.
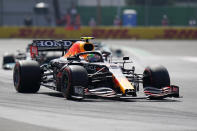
[69,51,104,63]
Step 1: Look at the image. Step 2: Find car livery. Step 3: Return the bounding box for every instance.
[13,37,180,100]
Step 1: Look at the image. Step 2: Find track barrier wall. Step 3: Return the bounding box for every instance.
[0,26,197,39]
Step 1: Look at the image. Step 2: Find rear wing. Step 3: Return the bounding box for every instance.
[30,40,79,58]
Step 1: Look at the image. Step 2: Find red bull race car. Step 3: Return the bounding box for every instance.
[13,37,180,100]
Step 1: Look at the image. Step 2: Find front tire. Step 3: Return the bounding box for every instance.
[13,60,41,93]
[61,65,88,100]
[143,65,170,89]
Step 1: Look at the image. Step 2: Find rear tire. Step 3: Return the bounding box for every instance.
[61,65,88,100]
[143,65,170,89]
[13,60,41,93]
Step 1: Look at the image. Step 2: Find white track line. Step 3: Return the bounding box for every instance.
[182,56,197,63]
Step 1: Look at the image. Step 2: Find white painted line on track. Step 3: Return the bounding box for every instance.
[182,56,197,63]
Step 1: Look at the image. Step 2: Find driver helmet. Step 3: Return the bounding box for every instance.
[87,54,100,62]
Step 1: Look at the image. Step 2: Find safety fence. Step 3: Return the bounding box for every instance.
[0,26,197,39]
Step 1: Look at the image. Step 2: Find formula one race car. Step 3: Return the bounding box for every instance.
[13,37,180,100]
[2,50,27,70]
[2,44,60,70]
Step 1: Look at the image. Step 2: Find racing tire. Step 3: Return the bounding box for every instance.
[143,65,170,89]
[13,60,41,93]
[61,65,88,100]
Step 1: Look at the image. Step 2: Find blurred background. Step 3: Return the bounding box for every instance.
[0,0,197,39]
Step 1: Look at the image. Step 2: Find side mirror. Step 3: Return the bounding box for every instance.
[123,56,129,61]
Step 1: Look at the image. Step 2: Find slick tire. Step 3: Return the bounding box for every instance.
[13,60,41,93]
[143,65,170,89]
[61,65,88,100]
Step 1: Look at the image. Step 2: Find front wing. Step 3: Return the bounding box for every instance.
[70,86,180,100]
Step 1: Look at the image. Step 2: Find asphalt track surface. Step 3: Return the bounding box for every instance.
[0,39,197,131]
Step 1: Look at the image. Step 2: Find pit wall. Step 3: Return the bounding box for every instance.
[0,26,197,39]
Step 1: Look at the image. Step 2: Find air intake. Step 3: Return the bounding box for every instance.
[83,43,94,51]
